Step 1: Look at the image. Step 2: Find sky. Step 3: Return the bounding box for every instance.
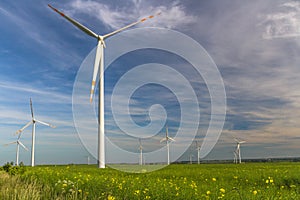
[1,0,300,166]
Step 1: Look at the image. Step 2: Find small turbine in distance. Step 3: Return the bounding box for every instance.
[233,150,238,164]
[4,133,28,166]
[49,4,161,169]
[195,140,201,164]
[160,125,175,165]
[139,138,143,166]
[16,98,55,167]
[234,138,246,164]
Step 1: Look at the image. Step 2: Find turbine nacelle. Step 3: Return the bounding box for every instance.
[98,36,106,48]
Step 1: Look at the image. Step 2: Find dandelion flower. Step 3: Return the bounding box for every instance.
[265,180,269,184]
[212,178,217,182]
[206,190,211,195]
[220,188,225,193]
[253,190,257,195]
[134,190,140,195]
[107,195,115,200]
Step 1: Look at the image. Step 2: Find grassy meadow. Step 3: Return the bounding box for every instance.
[0,162,299,199]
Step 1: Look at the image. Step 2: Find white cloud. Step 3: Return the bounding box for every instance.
[69,0,196,30]
[260,1,300,39]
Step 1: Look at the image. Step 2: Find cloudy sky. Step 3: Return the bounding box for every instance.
[1,0,300,165]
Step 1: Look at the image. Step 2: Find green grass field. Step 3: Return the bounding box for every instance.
[1,162,299,199]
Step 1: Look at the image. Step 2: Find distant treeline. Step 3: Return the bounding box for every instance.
[176,157,300,164]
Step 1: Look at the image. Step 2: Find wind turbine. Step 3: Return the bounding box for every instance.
[16,98,55,167]
[233,150,237,164]
[48,4,161,168]
[189,153,194,164]
[138,139,143,165]
[234,138,246,164]
[195,140,201,164]
[4,133,28,166]
[160,125,175,165]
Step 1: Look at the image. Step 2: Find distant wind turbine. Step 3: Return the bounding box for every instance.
[160,126,175,165]
[233,150,238,164]
[139,139,143,165]
[4,133,28,166]
[16,98,55,167]
[196,140,201,164]
[189,153,194,164]
[49,4,161,168]
[234,138,246,164]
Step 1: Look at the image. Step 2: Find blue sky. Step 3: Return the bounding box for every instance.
[1,0,300,165]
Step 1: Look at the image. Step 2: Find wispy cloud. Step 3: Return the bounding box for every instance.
[260,1,300,39]
[0,79,70,104]
[68,0,196,30]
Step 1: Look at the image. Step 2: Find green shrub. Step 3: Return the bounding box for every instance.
[2,162,26,175]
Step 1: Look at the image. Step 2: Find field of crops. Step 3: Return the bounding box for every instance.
[1,162,300,199]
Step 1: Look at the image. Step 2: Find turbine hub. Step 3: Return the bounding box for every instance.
[98,36,106,48]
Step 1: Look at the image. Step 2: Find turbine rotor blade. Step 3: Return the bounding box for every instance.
[16,121,33,134]
[48,4,99,39]
[30,98,34,119]
[3,141,17,146]
[18,141,29,151]
[89,41,102,103]
[35,119,56,128]
[103,12,161,39]
[160,138,166,143]
[168,137,175,142]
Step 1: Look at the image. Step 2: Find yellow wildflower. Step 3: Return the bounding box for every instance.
[107,195,115,200]
[220,188,225,193]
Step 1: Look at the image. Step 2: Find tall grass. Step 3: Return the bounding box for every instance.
[0,171,41,200]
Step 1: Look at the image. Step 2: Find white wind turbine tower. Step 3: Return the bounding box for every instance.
[196,140,201,164]
[138,139,143,166]
[4,133,28,166]
[86,156,90,165]
[49,4,160,168]
[234,138,246,164]
[233,150,238,164]
[16,98,55,167]
[160,126,175,165]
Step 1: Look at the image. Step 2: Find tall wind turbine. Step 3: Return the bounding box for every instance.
[160,125,175,165]
[234,138,246,164]
[48,4,160,168]
[16,98,55,167]
[139,139,143,166]
[4,133,28,166]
